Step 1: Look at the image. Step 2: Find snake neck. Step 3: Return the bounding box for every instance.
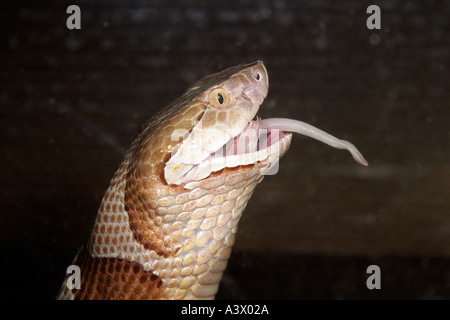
[60,145,264,299]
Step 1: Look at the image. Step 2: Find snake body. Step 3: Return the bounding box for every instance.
[57,61,366,300]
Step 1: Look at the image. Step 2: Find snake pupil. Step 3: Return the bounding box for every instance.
[217,93,224,104]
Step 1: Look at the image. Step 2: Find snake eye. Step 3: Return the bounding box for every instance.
[217,93,224,104]
[209,88,229,108]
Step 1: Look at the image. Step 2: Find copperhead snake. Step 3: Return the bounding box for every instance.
[57,61,367,300]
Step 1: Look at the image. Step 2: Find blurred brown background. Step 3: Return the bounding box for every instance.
[1,0,449,299]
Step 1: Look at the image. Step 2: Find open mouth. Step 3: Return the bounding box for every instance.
[165,115,367,186]
[175,119,293,184]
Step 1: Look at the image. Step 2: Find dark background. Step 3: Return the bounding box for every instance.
[1,0,449,299]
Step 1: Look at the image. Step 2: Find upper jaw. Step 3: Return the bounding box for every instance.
[226,60,268,105]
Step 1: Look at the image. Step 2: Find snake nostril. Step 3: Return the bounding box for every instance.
[255,72,261,81]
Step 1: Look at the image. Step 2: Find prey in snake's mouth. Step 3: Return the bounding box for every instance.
[164,61,367,186]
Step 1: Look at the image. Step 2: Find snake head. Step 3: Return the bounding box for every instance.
[164,61,280,185]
